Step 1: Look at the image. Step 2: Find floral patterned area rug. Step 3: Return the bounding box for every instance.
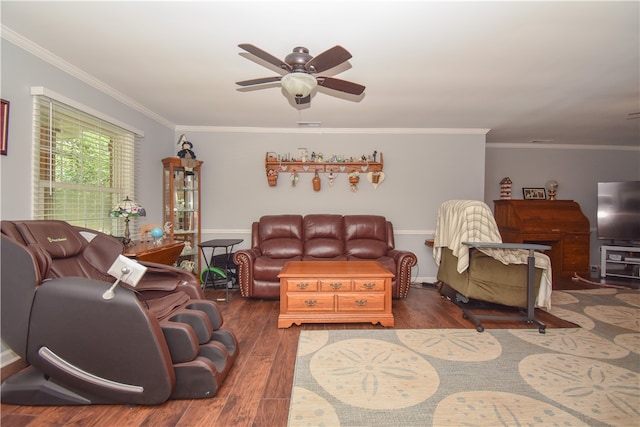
[288,289,640,427]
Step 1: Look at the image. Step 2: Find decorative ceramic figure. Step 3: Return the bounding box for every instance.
[546,179,559,200]
[312,171,321,191]
[179,260,195,272]
[348,171,360,192]
[328,172,335,187]
[267,169,278,186]
[367,171,385,189]
[177,134,197,173]
[500,177,513,199]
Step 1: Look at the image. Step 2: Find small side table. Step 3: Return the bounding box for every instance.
[198,238,243,302]
[125,240,185,266]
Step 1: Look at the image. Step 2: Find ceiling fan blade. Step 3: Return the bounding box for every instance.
[238,44,292,71]
[236,76,282,86]
[295,95,311,105]
[317,76,365,95]
[305,45,352,73]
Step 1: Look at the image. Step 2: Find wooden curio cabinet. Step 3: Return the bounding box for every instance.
[162,157,202,274]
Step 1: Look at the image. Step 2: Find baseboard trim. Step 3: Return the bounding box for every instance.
[1,352,27,383]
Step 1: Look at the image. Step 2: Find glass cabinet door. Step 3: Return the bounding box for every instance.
[162,157,202,274]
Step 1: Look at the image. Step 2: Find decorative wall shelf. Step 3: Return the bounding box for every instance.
[265,152,383,187]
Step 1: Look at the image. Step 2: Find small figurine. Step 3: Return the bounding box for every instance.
[179,260,195,272]
[328,172,335,186]
[163,222,173,238]
[140,223,162,241]
[177,134,198,172]
[500,177,513,199]
[348,171,360,192]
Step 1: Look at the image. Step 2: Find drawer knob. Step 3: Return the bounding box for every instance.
[330,282,342,289]
[355,299,368,306]
[304,300,317,306]
[362,283,376,289]
[297,283,309,289]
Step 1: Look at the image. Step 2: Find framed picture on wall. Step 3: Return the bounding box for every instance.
[523,187,546,200]
[1,99,8,156]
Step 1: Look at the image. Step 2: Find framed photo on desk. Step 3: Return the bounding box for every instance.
[523,187,546,200]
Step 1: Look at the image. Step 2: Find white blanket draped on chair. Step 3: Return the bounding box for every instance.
[433,200,552,309]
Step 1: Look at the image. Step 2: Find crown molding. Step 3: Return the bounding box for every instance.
[174,126,491,135]
[486,142,640,151]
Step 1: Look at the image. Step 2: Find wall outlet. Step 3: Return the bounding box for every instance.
[590,265,600,273]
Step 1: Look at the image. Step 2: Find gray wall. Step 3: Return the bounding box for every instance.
[174,129,486,280]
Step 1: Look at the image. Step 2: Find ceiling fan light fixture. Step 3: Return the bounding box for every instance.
[281,72,317,98]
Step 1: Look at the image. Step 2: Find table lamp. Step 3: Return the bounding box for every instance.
[110,196,146,247]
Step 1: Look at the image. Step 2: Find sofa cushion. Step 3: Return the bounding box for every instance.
[303,214,344,258]
[259,215,303,259]
[253,255,302,281]
[344,215,389,259]
[347,255,396,273]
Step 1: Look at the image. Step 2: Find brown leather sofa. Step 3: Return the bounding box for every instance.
[1,220,238,405]
[233,214,418,299]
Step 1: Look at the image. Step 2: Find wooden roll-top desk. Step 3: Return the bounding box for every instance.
[493,200,590,281]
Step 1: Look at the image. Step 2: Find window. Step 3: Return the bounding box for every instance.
[32,92,139,238]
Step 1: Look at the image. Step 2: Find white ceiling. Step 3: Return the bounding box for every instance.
[2,1,639,146]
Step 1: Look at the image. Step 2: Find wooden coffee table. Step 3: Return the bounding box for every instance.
[277,260,394,328]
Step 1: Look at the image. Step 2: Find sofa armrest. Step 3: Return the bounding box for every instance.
[233,248,261,297]
[387,249,418,298]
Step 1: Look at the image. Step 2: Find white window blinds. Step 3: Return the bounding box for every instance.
[32,94,140,238]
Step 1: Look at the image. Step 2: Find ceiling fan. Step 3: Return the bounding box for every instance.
[236,44,365,105]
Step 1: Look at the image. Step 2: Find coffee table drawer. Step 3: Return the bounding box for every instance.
[285,279,319,292]
[320,279,352,292]
[286,294,335,311]
[337,293,385,311]
[353,279,386,292]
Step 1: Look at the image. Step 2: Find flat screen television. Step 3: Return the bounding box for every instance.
[597,181,640,244]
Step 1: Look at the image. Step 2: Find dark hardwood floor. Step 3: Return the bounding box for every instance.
[0,278,602,427]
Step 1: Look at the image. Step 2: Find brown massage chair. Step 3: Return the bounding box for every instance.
[1,220,238,405]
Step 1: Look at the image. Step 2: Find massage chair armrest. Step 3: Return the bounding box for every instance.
[387,249,418,298]
[135,261,204,299]
[233,249,261,297]
[27,277,175,405]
